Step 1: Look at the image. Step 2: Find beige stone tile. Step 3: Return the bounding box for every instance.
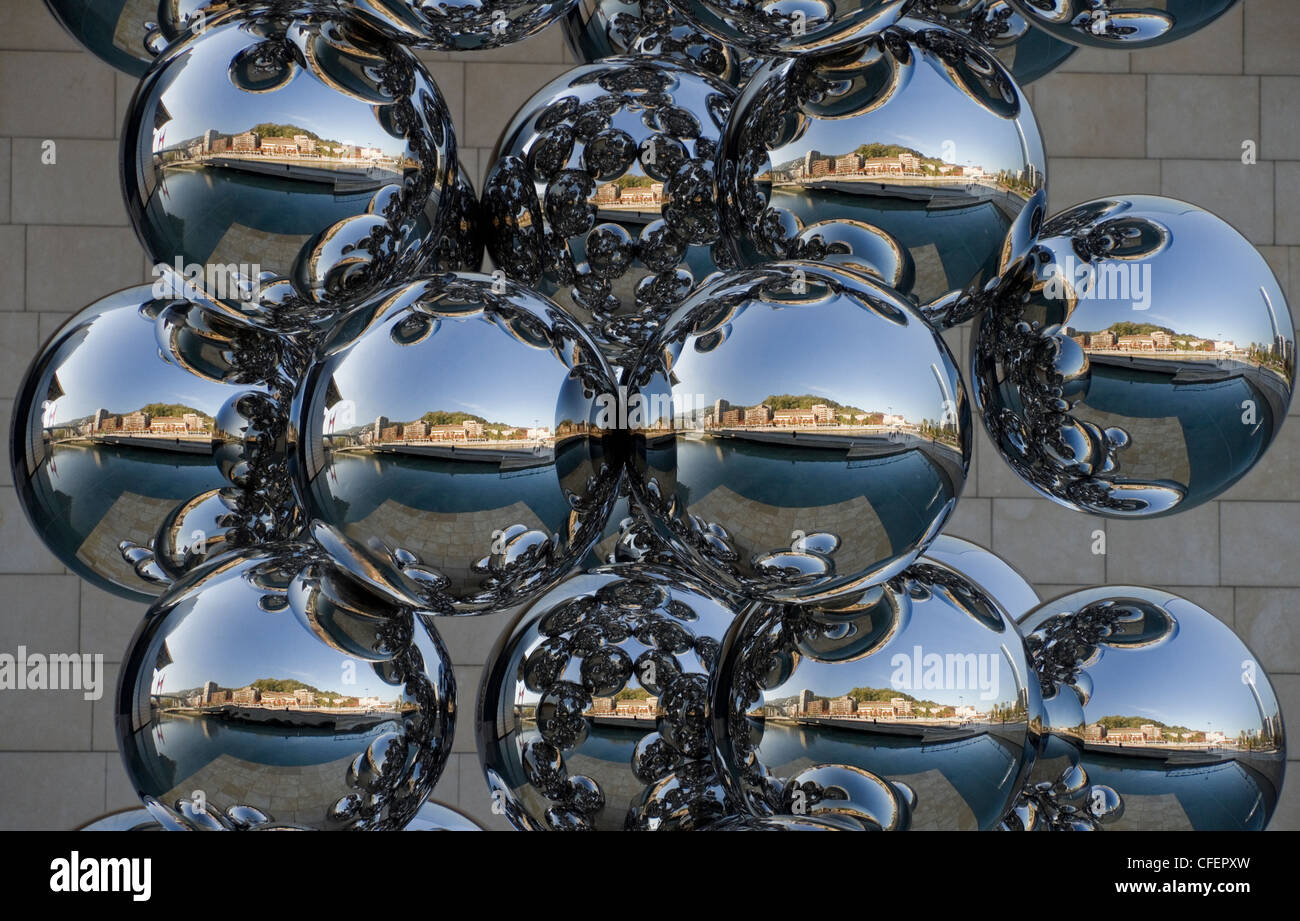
[1131,4,1243,74]
[1244,0,1300,74]
[991,498,1106,585]
[25,225,142,312]
[10,138,128,225]
[0,51,116,138]
[1033,74,1146,158]
[1104,502,1220,585]
[1160,159,1273,244]
[463,63,571,148]
[1147,75,1257,159]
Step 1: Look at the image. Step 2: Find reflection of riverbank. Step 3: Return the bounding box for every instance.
[336,441,555,469]
[164,705,401,733]
[171,155,400,192]
[59,433,218,455]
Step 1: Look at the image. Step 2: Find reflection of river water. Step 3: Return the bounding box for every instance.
[131,712,402,796]
[752,721,1025,831]
[769,187,1010,292]
[1071,363,1274,508]
[649,437,953,555]
[146,166,373,264]
[1081,749,1283,831]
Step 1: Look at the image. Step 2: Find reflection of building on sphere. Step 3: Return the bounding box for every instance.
[627,261,971,606]
[973,195,1294,518]
[1018,586,1285,831]
[478,564,741,830]
[9,282,301,601]
[116,543,456,830]
[718,17,1047,329]
[292,272,624,614]
[480,55,737,367]
[120,7,462,333]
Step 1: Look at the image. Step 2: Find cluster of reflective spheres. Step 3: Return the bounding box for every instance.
[17,0,1287,830]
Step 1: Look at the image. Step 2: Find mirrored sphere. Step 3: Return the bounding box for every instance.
[477,563,742,830]
[668,0,911,56]
[1003,0,1242,49]
[403,800,487,830]
[431,165,485,272]
[972,195,1295,518]
[121,7,459,331]
[718,18,1048,328]
[292,272,623,615]
[1019,586,1286,830]
[562,0,756,86]
[910,0,1077,84]
[481,56,737,367]
[712,553,1039,830]
[117,542,456,830]
[626,262,971,606]
[348,0,582,50]
[9,283,301,601]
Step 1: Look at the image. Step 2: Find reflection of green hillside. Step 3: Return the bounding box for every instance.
[615,687,651,700]
[249,122,341,146]
[251,677,347,700]
[1096,714,1194,736]
[761,394,868,415]
[135,403,214,421]
[613,174,654,189]
[420,410,513,430]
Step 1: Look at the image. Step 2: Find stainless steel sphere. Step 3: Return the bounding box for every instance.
[718,17,1048,328]
[972,195,1294,518]
[712,548,1039,830]
[910,0,1077,84]
[477,563,742,830]
[1004,0,1242,49]
[562,0,756,86]
[9,282,301,602]
[121,6,460,332]
[481,56,738,368]
[667,0,911,57]
[920,534,1040,620]
[43,0,240,76]
[1019,586,1286,830]
[292,272,624,615]
[116,542,456,830]
[348,0,583,50]
[626,261,971,606]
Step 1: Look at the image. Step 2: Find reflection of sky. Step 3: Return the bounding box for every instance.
[1058,199,1293,349]
[46,300,236,425]
[765,57,1031,175]
[763,644,1023,710]
[1080,601,1278,739]
[156,598,395,700]
[152,31,400,156]
[326,313,565,430]
[668,300,953,423]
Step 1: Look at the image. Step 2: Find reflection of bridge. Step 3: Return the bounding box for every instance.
[791,714,982,742]
[771,175,1029,221]
[338,440,554,470]
[60,434,218,455]
[1086,351,1292,424]
[187,154,400,192]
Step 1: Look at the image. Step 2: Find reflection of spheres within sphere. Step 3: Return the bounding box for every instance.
[481,56,737,367]
[718,17,1047,328]
[1019,586,1286,830]
[910,0,1077,85]
[121,8,459,330]
[478,564,741,830]
[670,0,911,56]
[712,551,1039,830]
[562,0,754,86]
[1003,0,1242,50]
[972,195,1295,518]
[116,544,456,830]
[349,0,584,50]
[293,273,623,614]
[627,262,971,606]
[8,283,299,601]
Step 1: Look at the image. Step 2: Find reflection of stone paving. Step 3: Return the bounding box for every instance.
[78,491,178,588]
[1107,793,1193,831]
[359,498,547,576]
[689,485,892,570]
[1073,408,1190,486]
[161,751,357,828]
[207,222,311,272]
[565,750,647,828]
[114,0,154,54]
[910,242,947,295]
